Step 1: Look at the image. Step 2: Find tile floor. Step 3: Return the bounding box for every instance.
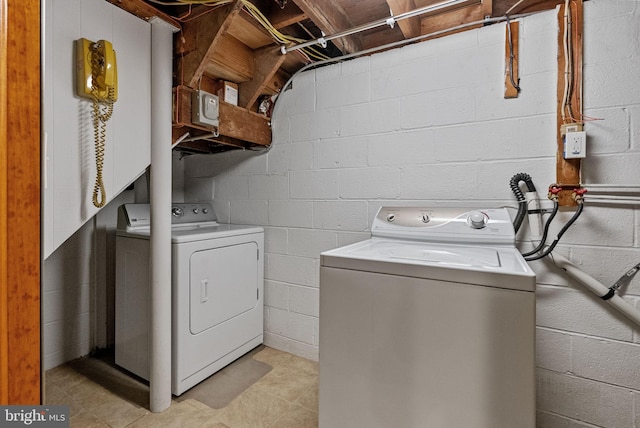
[45,346,319,428]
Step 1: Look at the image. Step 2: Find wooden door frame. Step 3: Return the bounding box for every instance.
[0,0,42,405]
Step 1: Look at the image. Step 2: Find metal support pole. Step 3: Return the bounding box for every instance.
[149,16,179,413]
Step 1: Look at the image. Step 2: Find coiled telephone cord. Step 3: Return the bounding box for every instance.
[90,48,115,208]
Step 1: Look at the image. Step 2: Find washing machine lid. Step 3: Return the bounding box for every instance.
[321,239,535,291]
[321,206,535,292]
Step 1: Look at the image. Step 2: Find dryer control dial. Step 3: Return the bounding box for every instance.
[467,211,488,229]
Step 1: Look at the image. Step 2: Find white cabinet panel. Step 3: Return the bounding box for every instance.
[43,0,151,258]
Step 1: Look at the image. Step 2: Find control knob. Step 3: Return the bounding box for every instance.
[172,207,184,218]
[421,214,430,223]
[467,211,488,229]
[193,208,199,214]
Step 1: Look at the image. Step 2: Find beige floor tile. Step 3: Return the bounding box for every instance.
[126,400,212,428]
[44,381,84,418]
[184,398,216,413]
[196,421,231,428]
[268,404,318,428]
[249,365,317,403]
[46,364,89,389]
[214,386,296,428]
[287,355,319,375]
[47,346,319,428]
[69,411,111,428]
[253,347,295,367]
[296,379,319,413]
[88,393,148,428]
[65,379,114,411]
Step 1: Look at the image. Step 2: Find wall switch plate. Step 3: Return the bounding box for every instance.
[563,131,587,159]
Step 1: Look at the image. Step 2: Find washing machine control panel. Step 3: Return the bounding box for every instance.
[372,207,515,245]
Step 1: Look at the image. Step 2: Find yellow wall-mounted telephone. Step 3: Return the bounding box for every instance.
[75,38,118,208]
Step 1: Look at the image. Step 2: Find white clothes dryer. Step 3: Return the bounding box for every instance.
[115,203,264,395]
[319,207,536,428]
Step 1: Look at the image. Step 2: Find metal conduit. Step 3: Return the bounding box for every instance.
[282,0,471,54]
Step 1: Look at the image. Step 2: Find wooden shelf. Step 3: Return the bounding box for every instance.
[173,85,271,149]
[109,0,305,151]
[171,0,301,151]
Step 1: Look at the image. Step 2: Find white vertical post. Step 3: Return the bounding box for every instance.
[149,17,178,413]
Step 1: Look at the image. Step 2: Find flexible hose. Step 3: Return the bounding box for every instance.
[521,199,559,257]
[525,201,584,261]
[509,173,536,232]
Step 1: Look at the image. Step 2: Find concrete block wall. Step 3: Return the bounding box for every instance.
[43,189,135,370]
[44,153,184,370]
[183,1,640,425]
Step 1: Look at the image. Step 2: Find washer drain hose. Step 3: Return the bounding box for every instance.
[509,173,536,232]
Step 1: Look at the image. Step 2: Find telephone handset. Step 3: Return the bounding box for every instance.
[76,38,118,208]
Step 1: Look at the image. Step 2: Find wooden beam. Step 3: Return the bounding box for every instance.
[492,0,565,16]
[386,0,421,39]
[219,101,271,146]
[174,85,271,147]
[228,12,274,49]
[420,2,485,38]
[504,20,519,98]
[0,0,8,405]
[291,0,363,54]
[482,0,493,18]
[239,46,287,110]
[177,0,244,88]
[556,0,583,206]
[1,0,41,405]
[204,33,256,83]
[105,0,181,30]
[268,2,307,30]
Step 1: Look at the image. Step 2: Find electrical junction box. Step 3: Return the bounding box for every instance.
[191,90,219,127]
[563,131,587,159]
[216,80,238,106]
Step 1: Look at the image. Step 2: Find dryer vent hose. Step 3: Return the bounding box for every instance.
[509,173,537,233]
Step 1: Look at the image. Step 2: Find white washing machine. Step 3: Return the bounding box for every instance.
[115,203,264,395]
[319,207,536,428]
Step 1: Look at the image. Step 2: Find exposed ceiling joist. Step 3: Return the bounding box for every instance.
[177,0,244,88]
[290,0,363,54]
[105,0,181,29]
[386,0,421,39]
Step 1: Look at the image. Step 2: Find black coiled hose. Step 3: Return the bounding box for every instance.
[525,201,584,261]
[509,173,537,233]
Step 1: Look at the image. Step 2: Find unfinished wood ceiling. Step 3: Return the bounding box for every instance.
[134,0,567,81]
[109,0,568,152]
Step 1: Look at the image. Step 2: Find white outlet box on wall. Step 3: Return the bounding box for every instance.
[563,131,587,159]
